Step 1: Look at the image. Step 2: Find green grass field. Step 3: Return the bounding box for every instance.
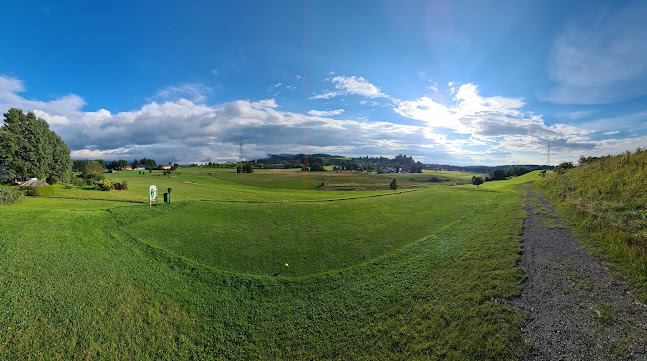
[0,169,538,359]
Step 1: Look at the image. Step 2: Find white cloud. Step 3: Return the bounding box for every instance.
[332,76,388,98]
[307,109,344,117]
[577,111,647,132]
[310,91,339,100]
[603,130,620,135]
[151,83,211,103]
[210,69,219,76]
[274,83,282,88]
[0,75,86,118]
[557,110,596,120]
[2,75,643,166]
[545,2,647,104]
[395,83,600,160]
[311,75,390,100]
[0,76,460,163]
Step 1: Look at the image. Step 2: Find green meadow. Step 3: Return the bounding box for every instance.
[0,168,537,359]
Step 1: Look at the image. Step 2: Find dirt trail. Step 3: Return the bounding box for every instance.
[513,186,647,360]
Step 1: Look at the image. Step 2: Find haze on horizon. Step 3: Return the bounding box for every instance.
[1,0,646,166]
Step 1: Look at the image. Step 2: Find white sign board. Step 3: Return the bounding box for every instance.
[149,185,157,207]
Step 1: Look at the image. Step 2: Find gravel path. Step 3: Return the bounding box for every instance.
[512,186,647,360]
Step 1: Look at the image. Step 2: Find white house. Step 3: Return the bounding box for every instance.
[161,164,172,170]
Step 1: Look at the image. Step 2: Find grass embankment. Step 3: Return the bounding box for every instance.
[535,150,647,298]
[0,172,536,359]
[110,187,492,276]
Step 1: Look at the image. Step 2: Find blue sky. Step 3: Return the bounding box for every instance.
[1,0,646,165]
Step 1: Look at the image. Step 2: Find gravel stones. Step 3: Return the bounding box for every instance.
[512,186,647,360]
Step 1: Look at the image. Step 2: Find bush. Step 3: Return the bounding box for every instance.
[113,180,128,190]
[95,179,114,191]
[0,187,25,205]
[20,185,55,197]
[309,164,326,172]
[390,178,398,191]
[242,163,254,173]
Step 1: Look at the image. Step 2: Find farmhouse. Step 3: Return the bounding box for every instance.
[135,166,145,170]
[122,165,133,171]
[161,164,172,170]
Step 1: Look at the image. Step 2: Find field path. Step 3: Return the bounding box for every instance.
[513,186,647,360]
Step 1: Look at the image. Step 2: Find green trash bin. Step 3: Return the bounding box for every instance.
[163,192,170,204]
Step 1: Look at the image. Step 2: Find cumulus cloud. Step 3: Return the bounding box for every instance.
[0,76,462,164]
[310,75,390,100]
[545,1,647,104]
[395,83,602,160]
[2,75,644,165]
[307,109,344,117]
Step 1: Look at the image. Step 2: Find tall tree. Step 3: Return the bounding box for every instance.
[0,108,72,183]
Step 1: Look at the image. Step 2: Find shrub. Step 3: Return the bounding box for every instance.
[0,187,25,205]
[390,178,398,191]
[113,180,128,190]
[471,176,484,187]
[309,164,326,172]
[242,163,254,173]
[95,179,114,191]
[20,185,55,197]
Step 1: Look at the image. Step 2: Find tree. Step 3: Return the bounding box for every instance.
[489,169,508,181]
[242,163,253,173]
[0,108,72,183]
[390,178,398,191]
[309,164,325,171]
[471,176,484,187]
[83,161,104,180]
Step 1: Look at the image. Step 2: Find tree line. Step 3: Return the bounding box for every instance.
[71,158,168,172]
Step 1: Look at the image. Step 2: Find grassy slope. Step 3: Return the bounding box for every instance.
[0,173,537,359]
[535,150,647,297]
[110,187,492,276]
[53,170,413,203]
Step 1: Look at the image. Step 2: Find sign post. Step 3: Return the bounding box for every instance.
[149,185,157,208]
